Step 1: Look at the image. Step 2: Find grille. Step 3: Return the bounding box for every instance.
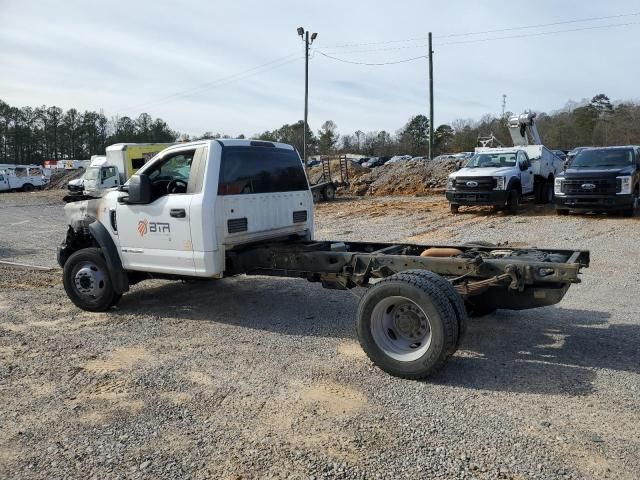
[454,177,495,190]
[293,210,307,223]
[562,179,616,195]
[227,218,248,233]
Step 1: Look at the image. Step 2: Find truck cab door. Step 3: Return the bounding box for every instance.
[518,152,534,194]
[101,166,119,190]
[115,148,198,274]
[0,173,8,191]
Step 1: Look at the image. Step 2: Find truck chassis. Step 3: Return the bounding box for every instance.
[59,227,589,379]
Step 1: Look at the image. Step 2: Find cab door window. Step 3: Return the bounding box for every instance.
[102,166,117,182]
[146,150,195,199]
[517,152,530,169]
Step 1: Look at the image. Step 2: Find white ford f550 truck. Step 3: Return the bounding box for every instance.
[446,112,564,214]
[58,139,589,379]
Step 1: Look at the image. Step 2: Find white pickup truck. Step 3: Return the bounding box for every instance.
[58,139,589,379]
[446,146,564,213]
[0,164,48,192]
[446,111,564,214]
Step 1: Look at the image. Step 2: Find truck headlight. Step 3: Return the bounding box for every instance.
[617,176,632,195]
[554,177,564,195]
[447,178,455,190]
[493,176,506,190]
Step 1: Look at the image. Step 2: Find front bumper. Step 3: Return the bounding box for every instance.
[555,194,634,211]
[446,189,508,206]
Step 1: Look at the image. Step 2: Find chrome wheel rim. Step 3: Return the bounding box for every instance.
[370,296,432,362]
[73,261,106,299]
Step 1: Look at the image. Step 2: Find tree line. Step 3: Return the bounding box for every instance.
[0,100,177,165]
[2,94,639,165]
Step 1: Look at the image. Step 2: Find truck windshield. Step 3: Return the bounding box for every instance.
[466,152,517,168]
[84,167,100,181]
[570,148,634,168]
[218,147,308,195]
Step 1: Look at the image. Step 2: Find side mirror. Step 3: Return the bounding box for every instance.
[127,174,151,204]
[519,163,527,171]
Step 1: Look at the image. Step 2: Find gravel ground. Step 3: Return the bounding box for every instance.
[1,191,639,479]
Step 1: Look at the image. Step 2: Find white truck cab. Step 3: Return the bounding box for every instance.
[60,139,313,281]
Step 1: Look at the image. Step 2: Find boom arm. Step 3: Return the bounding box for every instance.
[508,111,542,146]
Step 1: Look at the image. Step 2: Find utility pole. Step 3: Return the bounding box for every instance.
[297,27,317,169]
[428,32,434,160]
[502,94,507,118]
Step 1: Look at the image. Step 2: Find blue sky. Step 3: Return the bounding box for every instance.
[2,0,639,137]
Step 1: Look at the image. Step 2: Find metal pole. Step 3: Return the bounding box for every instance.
[428,32,434,160]
[303,31,309,167]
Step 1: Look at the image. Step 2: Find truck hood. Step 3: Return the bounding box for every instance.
[64,191,120,228]
[560,166,635,179]
[68,178,84,187]
[449,166,515,178]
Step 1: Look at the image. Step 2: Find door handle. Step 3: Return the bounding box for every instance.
[170,209,186,218]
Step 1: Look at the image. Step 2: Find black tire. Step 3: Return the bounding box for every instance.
[357,273,458,379]
[506,189,520,214]
[22,183,34,192]
[544,179,554,204]
[63,247,119,312]
[556,209,569,216]
[533,182,544,204]
[450,203,459,214]
[622,188,639,217]
[312,189,321,203]
[323,184,336,201]
[398,270,468,351]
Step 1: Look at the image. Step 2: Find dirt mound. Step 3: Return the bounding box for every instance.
[348,158,458,196]
[308,160,366,185]
[45,169,83,190]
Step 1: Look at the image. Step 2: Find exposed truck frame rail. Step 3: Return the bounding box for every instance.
[227,240,588,309]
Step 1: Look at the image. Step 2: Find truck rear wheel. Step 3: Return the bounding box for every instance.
[22,183,34,192]
[399,270,468,350]
[63,248,120,312]
[357,273,458,379]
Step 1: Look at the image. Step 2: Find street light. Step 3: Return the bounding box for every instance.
[297,27,317,168]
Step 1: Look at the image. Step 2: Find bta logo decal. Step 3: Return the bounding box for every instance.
[137,219,170,237]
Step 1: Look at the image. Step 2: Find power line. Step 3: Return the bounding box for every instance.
[438,11,640,38]
[123,53,300,112]
[316,11,640,50]
[314,20,640,56]
[437,21,640,46]
[316,51,426,66]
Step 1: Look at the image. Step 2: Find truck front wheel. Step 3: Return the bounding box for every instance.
[357,273,458,379]
[506,189,520,214]
[450,203,459,214]
[63,248,120,312]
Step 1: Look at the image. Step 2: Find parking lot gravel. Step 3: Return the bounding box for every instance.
[1,190,639,479]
